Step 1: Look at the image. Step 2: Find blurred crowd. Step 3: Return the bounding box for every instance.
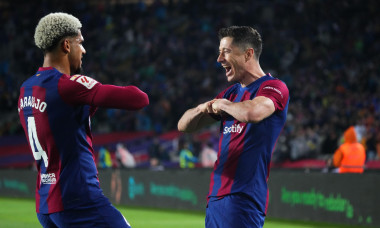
[1,0,380,163]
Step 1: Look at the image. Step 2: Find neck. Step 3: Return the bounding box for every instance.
[240,61,266,87]
[43,52,70,75]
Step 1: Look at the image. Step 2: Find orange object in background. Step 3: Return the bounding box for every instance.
[333,126,366,173]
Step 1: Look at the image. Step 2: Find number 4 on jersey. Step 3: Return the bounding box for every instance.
[27,116,49,167]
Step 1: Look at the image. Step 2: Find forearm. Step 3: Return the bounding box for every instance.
[178,104,216,132]
[92,85,149,110]
[213,96,275,123]
[217,101,253,123]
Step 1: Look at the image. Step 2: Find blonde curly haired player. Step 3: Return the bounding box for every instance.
[18,12,149,227]
[34,13,82,52]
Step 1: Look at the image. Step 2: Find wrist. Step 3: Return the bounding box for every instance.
[196,103,206,114]
[218,100,229,112]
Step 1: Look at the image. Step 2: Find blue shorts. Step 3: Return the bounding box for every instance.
[206,194,265,228]
[37,202,131,228]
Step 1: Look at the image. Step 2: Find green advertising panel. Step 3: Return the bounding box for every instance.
[267,171,380,227]
[98,169,211,211]
[0,169,379,227]
[0,169,35,198]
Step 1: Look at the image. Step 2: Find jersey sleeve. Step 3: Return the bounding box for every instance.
[58,74,149,110]
[256,79,289,111]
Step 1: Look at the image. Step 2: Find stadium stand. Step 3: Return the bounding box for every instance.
[0,0,379,168]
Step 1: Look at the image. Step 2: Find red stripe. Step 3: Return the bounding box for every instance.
[85,117,99,182]
[216,91,249,196]
[32,86,64,212]
[217,122,246,195]
[18,87,41,212]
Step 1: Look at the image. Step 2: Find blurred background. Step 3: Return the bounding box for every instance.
[1,0,379,170]
[1,1,380,227]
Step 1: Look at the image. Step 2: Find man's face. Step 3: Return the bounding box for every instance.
[68,30,86,75]
[217,37,246,82]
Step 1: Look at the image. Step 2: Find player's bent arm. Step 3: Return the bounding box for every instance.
[178,102,217,132]
[212,96,275,123]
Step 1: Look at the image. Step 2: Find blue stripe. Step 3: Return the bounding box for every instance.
[211,75,278,196]
[22,74,50,212]
[211,120,231,196]
[211,84,246,196]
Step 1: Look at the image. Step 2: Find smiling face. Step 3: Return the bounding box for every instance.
[217,37,247,83]
[68,30,86,75]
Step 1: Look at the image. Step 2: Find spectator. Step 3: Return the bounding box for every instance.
[98,146,113,169]
[365,130,377,161]
[200,142,217,168]
[148,136,170,169]
[179,140,198,168]
[1,0,380,164]
[320,129,339,157]
[116,143,136,168]
[332,126,366,173]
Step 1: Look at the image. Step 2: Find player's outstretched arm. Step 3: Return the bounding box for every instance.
[58,75,149,110]
[178,100,218,133]
[92,84,149,110]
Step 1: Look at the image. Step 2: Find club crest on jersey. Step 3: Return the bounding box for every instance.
[71,75,98,89]
[223,124,243,135]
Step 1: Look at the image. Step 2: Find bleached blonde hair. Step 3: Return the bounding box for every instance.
[34,12,82,51]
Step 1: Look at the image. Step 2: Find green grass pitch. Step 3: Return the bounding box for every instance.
[0,197,368,228]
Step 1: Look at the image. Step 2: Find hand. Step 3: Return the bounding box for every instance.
[212,99,230,115]
[197,100,217,114]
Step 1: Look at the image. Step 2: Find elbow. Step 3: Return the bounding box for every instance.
[177,124,184,132]
[250,116,264,123]
[134,88,149,109]
[242,110,267,123]
[244,110,264,123]
[177,122,187,132]
[177,121,193,133]
[141,93,149,107]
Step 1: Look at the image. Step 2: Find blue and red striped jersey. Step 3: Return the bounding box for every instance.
[18,67,106,213]
[207,74,289,215]
[18,67,149,214]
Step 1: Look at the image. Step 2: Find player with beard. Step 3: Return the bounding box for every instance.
[18,12,149,227]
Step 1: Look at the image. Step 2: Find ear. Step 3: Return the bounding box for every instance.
[245,48,254,62]
[61,38,70,54]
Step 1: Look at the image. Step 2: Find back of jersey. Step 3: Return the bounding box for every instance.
[18,67,106,214]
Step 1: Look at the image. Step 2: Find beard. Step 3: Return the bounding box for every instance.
[72,66,83,75]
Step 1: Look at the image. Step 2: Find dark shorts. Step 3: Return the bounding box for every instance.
[206,194,265,228]
[37,202,131,228]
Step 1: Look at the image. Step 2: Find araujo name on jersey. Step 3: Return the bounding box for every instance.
[18,96,47,113]
[223,124,243,135]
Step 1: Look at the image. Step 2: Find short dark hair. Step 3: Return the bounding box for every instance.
[218,26,262,60]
